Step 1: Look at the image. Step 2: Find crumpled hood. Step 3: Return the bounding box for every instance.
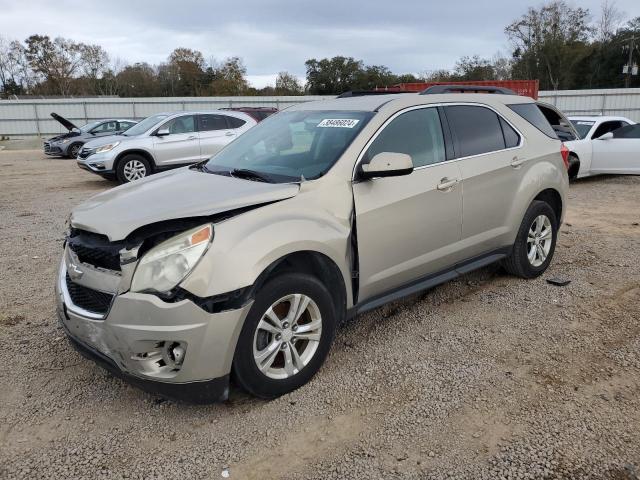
[71,168,300,241]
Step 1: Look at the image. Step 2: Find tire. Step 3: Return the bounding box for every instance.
[502,200,558,279]
[116,154,151,184]
[232,273,337,399]
[568,153,580,181]
[67,143,82,158]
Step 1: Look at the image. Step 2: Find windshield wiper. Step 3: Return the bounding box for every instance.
[231,168,272,183]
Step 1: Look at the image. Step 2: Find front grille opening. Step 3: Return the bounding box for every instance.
[67,229,123,272]
[65,273,114,315]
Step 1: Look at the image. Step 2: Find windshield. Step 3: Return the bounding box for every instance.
[123,114,169,137]
[570,120,595,139]
[79,121,101,133]
[203,110,373,182]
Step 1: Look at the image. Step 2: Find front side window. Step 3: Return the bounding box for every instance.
[119,121,136,131]
[198,114,228,131]
[364,107,445,168]
[203,110,373,182]
[91,121,118,133]
[445,105,505,157]
[612,124,640,139]
[570,120,595,139]
[161,115,196,135]
[592,121,626,139]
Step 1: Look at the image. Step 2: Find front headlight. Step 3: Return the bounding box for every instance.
[95,141,120,153]
[130,224,213,294]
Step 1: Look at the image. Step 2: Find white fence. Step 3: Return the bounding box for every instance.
[0,96,331,137]
[539,88,640,122]
[2,88,640,137]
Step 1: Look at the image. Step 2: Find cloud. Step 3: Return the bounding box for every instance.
[1,0,638,87]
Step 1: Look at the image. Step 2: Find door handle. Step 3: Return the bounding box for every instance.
[225,131,235,137]
[511,156,525,168]
[187,135,197,140]
[437,177,458,191]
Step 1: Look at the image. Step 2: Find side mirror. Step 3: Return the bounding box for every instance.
[359,152,413,179]
[156,128,170,137]
[596,132,614,140]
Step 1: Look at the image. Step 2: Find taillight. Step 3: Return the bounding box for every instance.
[560,143,570,170]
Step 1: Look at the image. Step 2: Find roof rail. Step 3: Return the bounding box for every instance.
[419,85,517,96]
[337,90,412,98]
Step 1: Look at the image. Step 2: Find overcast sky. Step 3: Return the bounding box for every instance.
[1,0,638,87]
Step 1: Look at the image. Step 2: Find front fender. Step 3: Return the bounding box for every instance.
[181,180,355,307]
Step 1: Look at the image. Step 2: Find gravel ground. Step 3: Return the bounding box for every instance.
[0,150,639,480]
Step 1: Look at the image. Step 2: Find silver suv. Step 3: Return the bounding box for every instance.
[77,111,257,183]
[57,89,569,402]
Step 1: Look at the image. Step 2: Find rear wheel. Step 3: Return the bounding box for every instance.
[67,143,82,158]
[232,273,336,399]
[116,154,151,183]
[502,200,558,279]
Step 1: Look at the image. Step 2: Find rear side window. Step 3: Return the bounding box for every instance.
[365,107,446,168]
[445,105,505,157]
[613,124,640,139]
[500,118,521,148]
[226,116,247,128]
[198,114,228,131]
[508,103,557,139]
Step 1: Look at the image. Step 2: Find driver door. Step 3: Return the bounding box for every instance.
[152,114,201,166]
[353,106,463,302]
[591,124,640,174]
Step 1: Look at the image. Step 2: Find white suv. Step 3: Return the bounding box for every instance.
[77,111,257,183]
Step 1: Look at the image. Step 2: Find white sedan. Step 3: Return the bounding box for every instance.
[565,116,639,179]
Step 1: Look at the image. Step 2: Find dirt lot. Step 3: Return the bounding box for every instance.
[0,150,639,480]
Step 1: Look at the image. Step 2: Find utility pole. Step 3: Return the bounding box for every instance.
[624,34,637,88]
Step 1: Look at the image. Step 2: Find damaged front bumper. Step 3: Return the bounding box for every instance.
[55,253,252,403]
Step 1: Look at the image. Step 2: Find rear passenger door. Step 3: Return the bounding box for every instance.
[198,114,245,159]
[353,106,464,302]
[443,104,523,258]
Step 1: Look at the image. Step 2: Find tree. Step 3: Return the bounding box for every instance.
[165,47,206,96]
[116,62,159,97]
[81,44,110,94]
[0,36,30,96]
[506,1,594,90]
[597,0,625,41]
[275,71,303,95]
[24,35,86,95]
[208,56,249,95]
[305,56,364,94]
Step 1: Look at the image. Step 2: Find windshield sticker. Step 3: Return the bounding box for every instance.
[576,121,594,125]
[317,119,360,128]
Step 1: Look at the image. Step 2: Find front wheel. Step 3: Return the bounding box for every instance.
[502,200,558,278]
[67,143,82,158]
[116,155,151,183]
[232,273,336,399]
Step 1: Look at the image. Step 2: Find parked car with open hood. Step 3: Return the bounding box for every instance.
[57,87,569,402]
[77,110,257,183]
[44,113,137,158]
[565,116,638,179]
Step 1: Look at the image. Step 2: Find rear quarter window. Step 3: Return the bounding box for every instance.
[508,103,558,139]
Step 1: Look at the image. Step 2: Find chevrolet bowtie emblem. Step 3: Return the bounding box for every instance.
[69,262,84,280]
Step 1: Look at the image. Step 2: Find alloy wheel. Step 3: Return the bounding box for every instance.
[253,293,322,380]
[123,160,147,182]
[527,214,553,267]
